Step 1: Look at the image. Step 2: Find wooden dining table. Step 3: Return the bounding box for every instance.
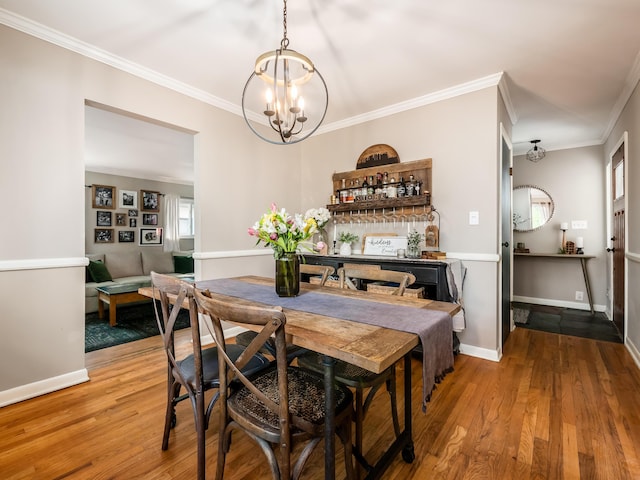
[140,275,459,480]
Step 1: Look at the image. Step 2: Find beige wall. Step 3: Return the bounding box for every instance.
[0,22,510,402]
[512,145,607,310]
[84,172,194,254]
[605,81,640,361]
[302,87,503,356]
[0,24,297,398]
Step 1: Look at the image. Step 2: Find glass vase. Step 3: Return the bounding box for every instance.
[406,244,421,259]
[275,253,300,297]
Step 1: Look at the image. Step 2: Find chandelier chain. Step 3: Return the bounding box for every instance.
[280,0,289,50]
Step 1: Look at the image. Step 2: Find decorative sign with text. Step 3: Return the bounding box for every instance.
[363,236,408,256]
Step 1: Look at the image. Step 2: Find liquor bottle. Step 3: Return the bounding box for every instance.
[387,177,397,198]
[397,176,406,197]
[361,176,369,197]
[354,178,360,200]
[415,179,421,196]
[367,176,375,195]
[406,175,415,196]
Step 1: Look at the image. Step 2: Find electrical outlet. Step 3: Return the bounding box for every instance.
[575,291,584,301]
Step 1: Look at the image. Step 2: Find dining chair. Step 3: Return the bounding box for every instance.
[193,288,355,480]
[296,266,416,479]
[151,272,269,480]
[234,264,335,361]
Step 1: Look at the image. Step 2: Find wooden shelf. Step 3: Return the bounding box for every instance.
[327,194,430,212]
[329,158,432,214]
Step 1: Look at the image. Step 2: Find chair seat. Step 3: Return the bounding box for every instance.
[229,366,353,434]
[297,351,392,388]
[178,344,269,388]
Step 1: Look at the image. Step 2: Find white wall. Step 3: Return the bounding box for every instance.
[512,146,607,310]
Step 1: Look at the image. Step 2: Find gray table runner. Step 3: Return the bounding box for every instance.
[198,278,453,411]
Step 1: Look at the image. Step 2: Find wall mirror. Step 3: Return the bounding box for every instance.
[513,185,554,232]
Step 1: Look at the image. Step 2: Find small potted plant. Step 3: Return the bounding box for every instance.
[407,230,423,258]
[338,232,359,256]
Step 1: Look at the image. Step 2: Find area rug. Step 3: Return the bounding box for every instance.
[85,302,190,352]
[513,303,622,343]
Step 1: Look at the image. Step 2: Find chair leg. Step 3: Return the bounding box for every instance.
[385,366,401,438]
[162,380,181,450]
[216,422,232,480]
[338,418,355,480]
[195,391,207,480]
[354,388,365,480]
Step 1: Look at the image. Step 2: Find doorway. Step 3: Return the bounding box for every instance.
[608,134,627,339]
[83,102,195,355]
[500,124,513,348]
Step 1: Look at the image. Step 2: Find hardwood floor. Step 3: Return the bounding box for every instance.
[2,327,640,479]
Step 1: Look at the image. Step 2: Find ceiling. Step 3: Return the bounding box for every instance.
[2,0,640,182]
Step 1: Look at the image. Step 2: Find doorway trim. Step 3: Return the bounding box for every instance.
[606,131,628,340]
[499,122,513,354]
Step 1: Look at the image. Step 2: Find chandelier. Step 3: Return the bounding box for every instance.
[526,139,546,162]
[241,0,328,145]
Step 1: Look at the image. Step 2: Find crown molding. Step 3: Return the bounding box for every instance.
[0,8,241,117]
[0,9,517,138]
[316,73,506,135]
[497,73,518,125]
[601,49,640,143]
[85,166,194,186]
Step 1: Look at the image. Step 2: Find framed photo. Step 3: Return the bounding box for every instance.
[118,189,138,209]
[92,185,115,209]
[115,213,127,226]
[139,227,163,246]
[118,230,135,243]
[94,228,114,243]
[142,213,158,226]
[129,218,137,228]
[96,211,112,227]
[141,190,160,212]
[128,209,138,217]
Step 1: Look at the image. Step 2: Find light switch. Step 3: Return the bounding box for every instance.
[572,220,588,229]
[469,211,479,225]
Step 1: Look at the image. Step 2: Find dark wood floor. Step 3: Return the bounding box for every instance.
[2,326,640,479]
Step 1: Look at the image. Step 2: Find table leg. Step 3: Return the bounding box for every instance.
[401,353,415,463]
[109,298,117,327]
[580,258,595,315]
[322,355,336,480]
[363,353,414,479]
[98,294,105,319]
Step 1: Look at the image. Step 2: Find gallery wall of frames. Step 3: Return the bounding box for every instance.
[85,172,194,254]
[91,184,163,245]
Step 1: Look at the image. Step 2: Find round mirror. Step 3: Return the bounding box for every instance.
[513,185,554,232]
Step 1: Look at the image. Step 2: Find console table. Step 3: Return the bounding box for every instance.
[302,254,455,302]
[514,253,595,314]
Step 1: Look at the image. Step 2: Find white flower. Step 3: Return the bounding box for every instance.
[305,207,331,229]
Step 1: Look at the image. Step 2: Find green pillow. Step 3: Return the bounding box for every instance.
[88,260,113,283]
[174,255,194,274]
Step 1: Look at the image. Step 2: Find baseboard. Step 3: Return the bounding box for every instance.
[513,295,606,313]
[626,337,640,371]
[0,369,89,408]
[458,343,501,362]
